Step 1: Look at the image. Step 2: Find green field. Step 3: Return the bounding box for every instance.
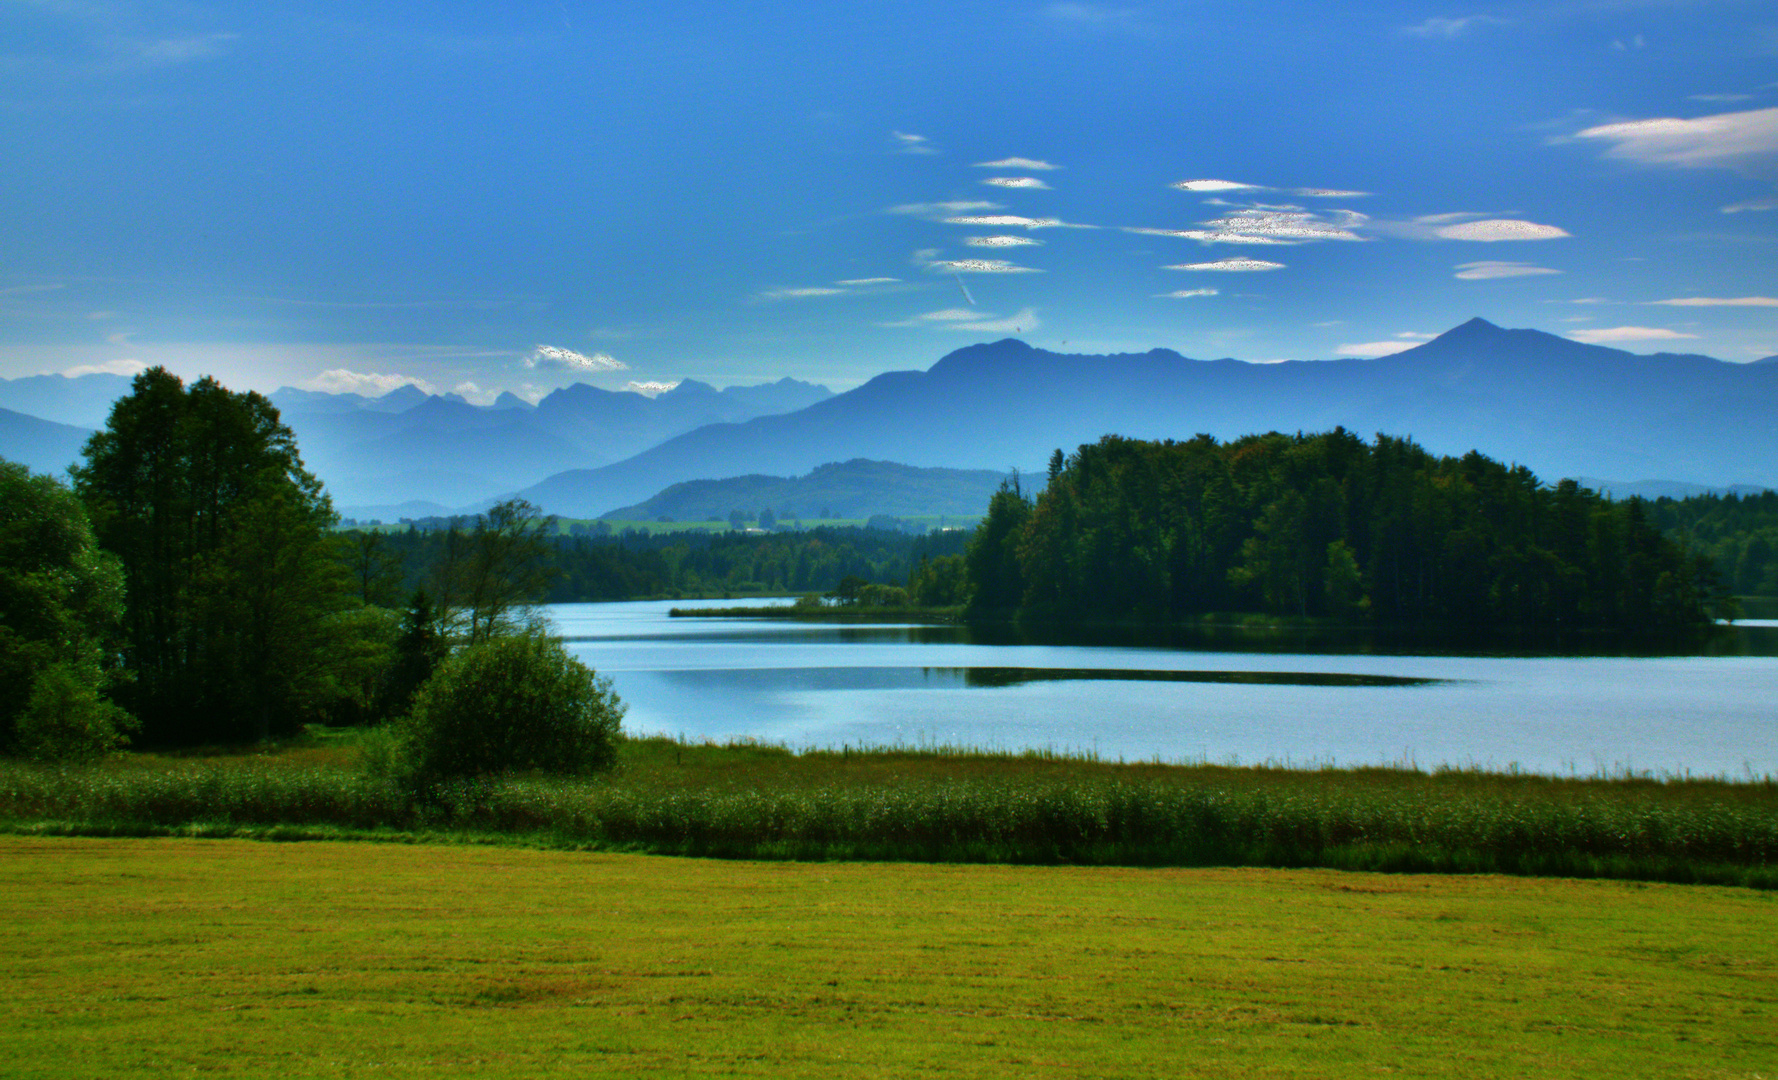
[4,734,1776,887]
[3,836,1774,1078]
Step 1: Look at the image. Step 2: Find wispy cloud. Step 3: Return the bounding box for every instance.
[927,259,1042,274]
[1454,260,1561,279]
[62,358,146,378]
[759,279,902,300]
[1335,333,1435,358]
[1567,326,1700,344]
[965,235,1044,247]
[1160,289,1219,298]
[759,287,848,299]
[302,369,437,397]
[888,200,1005,220]
[974,157,1061,170]
[624,380,680,397]
[1690,93,1755,104]
[1401,15,1507,38]
[891,130,938,155]
[1574,107,1778,174]
[944,213,1092,229]
[944,307,1039,332]
[1041,3,1139,30]
[1378,213,1571,241]
[981,177,1053,189]
[130,32,238,64]
[879,306,1039,331]
[1172,178,1263,192]
[524,345,627,371]
[1722,197,1778,213]
[1164,258,1285,271]
[1127,207,1367,244]
[1647,296,1778,307]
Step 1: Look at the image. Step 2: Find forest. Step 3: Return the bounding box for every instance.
[963,431,1732,631]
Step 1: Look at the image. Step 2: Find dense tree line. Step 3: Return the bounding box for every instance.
[1644,491,1778,597]
[966,431,1728,631]
[348,524,971,603]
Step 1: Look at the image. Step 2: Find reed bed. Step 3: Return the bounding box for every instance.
[2,735,1775,887]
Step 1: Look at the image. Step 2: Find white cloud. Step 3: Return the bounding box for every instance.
[835,277,901,286]
[943,307,1040,332]
[1130,207,1368,245]
[1690,94,1755,104]
[928,259,1042,274]
[1291,188,1371,198]
[944,214,1077,229]
[624,380,681,397]
[1402,16,1506,38]
[1723,198,1778,213]
[759,287,848,299]
[1165,258,1285,271]
[1647,296,1778,307]
[891,130,938,155]
[888,200,1005,219]
[104,330,135,345]
[1566,326,1700,344]
[525,344,627,371]
[974,158,1061,170]
[1454,260,1562,279]
[1160,289,1219,298]
[1574,107,1778,174]
[1172,179,1262,192]
[965,235,1044,247]
[449,381,498,405]
[1126,227,1292,245]
[981,177,1052,189]
[302,369,438,397]
[61,358,146,378]
[1432,218,1571,241]
[1335,333,1435,358]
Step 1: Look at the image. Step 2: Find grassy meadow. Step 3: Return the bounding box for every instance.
[2,732,1775,887]
[4,835,1775,1078]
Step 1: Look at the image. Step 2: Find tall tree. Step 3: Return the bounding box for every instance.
[429,499,558,645]
[0,458,135,758]
[72,367,352,743]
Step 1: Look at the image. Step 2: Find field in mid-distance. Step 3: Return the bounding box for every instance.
[4,837,1774,1078]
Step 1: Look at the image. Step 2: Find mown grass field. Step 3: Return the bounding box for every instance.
[3,835,1774,1078]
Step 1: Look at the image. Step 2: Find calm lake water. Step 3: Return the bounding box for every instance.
[551,600,1778,779]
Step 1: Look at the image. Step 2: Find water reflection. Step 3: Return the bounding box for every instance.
[656,666,1442,692]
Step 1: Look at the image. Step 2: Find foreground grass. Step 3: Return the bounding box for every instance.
[2,735,1775,887]
[3,836,1775,1078]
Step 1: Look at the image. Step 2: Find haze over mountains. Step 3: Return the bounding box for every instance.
[517,319,1778,517]
[2,319,1774,519]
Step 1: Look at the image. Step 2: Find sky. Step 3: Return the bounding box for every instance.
[2,0,1775,403]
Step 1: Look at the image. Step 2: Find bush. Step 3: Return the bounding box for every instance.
[392,633,624,785]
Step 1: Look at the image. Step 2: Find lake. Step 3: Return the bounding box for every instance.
[551,600,1778,779]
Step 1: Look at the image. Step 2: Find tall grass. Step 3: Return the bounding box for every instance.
[2,735,1774,887]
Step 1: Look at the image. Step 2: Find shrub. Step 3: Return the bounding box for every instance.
[393,633,624,785]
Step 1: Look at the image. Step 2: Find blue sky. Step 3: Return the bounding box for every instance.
[2,0,1774,401]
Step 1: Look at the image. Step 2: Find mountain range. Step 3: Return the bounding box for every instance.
[600,460,1041,523]
[3,319,1774,519]
[513,319,1778,516]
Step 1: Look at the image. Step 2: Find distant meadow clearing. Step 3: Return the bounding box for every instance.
[4,836,1774,1078]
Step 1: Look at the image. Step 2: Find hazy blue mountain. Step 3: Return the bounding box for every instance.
[0,407,94,477]
[269,375,836,511]
[1574,478,1775,501]
[0,372,135,428]
[599,459,1036,522]
[513,319,1778,517]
